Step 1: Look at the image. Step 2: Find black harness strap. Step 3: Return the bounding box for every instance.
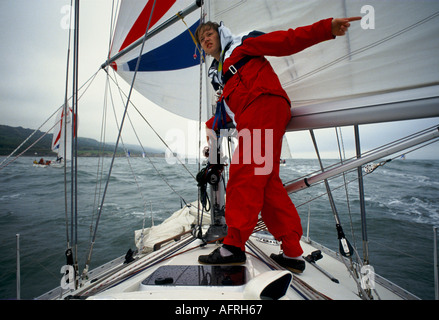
[222,55,255,84]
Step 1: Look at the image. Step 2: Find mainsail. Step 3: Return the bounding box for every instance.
[108,0,439,129]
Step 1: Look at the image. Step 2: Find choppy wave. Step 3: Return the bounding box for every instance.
[0,156,438,299]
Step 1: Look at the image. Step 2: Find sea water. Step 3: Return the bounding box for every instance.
[0,156,438,299]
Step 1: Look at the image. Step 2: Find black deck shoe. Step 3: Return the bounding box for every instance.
[198,246,246,265]
[270,253,305,274]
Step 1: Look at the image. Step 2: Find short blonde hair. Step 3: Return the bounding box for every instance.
[194,21,220,44]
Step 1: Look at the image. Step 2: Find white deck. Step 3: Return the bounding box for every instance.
[37,204,418,301]
[74,236,414,300]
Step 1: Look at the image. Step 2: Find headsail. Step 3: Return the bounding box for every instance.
[109,0,207,121]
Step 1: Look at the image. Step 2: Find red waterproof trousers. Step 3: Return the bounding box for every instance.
[223,94,303,257]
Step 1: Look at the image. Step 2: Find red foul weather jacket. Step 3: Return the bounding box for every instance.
[206,18,334,130]
[205,19,335,255]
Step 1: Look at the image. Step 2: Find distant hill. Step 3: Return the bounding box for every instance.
[0,124,163,157]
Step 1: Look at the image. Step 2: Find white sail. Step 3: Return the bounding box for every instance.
[51,105,74,161]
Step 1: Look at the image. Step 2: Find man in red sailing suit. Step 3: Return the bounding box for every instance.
[196,17,360,273]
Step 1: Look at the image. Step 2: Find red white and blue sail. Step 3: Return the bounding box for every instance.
[109,0,207,121]
[51,105,75,160]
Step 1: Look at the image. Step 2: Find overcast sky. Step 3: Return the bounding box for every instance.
[0,0,438,160]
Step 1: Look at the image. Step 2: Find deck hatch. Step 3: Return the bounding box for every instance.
[141,265,247,287]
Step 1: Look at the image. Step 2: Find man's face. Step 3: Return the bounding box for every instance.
[199,26,221,59]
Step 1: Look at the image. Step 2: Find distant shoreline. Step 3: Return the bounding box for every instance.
[0,124,164,158]
[5,153,166,158]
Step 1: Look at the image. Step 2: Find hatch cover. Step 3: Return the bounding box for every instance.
[141,265,247,287]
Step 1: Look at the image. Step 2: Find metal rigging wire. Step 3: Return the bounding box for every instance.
[83,0,158,275]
